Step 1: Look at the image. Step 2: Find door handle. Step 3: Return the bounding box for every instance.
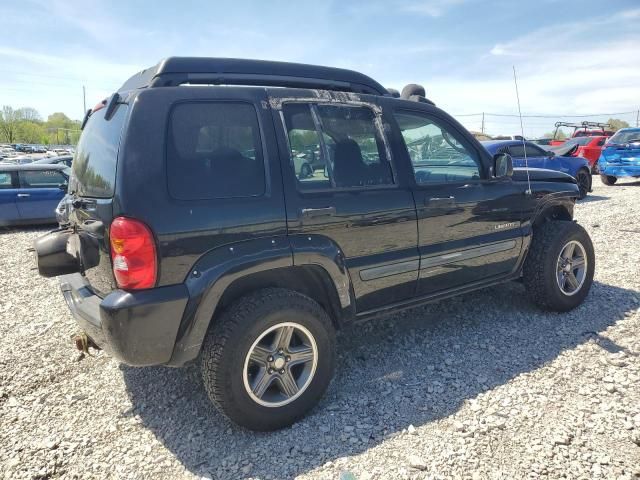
[426,196,454,205]
[17,193,30,198]
[301,207,336,218]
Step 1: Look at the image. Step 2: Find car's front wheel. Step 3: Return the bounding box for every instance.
[523,221,594,312]
[200,288,336,431]
[600,174,617,186]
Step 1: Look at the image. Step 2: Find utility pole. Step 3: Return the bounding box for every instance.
[481,112,485,134]
[636,109,639,128]
[83,86,86,115]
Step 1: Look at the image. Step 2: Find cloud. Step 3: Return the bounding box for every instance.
[400,0,467,17]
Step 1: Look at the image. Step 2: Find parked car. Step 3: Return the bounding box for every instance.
[482,140,592,199]
[598,128,640,185]
[0,164,69,226]
[549,121,614,146]
[33,155,73,167]
[556,136,608,168]
[34,57,594,431]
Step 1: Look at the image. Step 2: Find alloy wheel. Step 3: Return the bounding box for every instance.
[556,240,587,296]
[243,322,318,407]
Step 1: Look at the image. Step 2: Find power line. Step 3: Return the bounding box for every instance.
[454,111,638,118]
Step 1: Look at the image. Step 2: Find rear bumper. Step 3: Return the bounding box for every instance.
[599,156,640,177]
[598,165,640,177]
[59,273,189,366]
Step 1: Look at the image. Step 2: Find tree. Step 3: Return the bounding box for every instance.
[18,107,41,122]
[47,112,72,127]
[606,118,629,132]
[0,105,23,143]
[543,129,566,140]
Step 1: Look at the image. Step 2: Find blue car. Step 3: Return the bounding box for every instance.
[598,128,640,185]
[0,164,69,226]
[482,140,591,199]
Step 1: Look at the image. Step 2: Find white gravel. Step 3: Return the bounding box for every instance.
[1,177,639,480]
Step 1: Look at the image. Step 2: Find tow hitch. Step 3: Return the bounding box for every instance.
[72,332,99,355]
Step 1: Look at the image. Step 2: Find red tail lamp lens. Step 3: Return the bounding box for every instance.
[109,217,157,290]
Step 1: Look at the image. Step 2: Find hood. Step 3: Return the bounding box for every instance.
[512,167,577,184]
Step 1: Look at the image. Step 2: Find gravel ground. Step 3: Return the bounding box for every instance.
[1,178,639,480]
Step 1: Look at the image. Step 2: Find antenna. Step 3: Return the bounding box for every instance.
[512,66,532,195]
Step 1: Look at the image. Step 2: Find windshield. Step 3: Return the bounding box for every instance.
[607,129,640,145]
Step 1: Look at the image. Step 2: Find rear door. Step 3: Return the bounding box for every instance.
[270,90,419,312]
[16,169,66,221]
[0,171,20,225]
[391,107,524,295]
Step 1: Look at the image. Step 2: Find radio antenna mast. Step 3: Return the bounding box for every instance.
[513,66,532,195]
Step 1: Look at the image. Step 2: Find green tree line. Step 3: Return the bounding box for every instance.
[0,106,81,145]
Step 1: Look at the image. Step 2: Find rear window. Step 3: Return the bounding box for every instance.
[71,105,128,198]
[167,102,265,199]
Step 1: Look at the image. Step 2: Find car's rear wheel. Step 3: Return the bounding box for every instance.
[523,221,594,312]
[600,174,617,186]
[576,168,591,199]
[200,288,336,431]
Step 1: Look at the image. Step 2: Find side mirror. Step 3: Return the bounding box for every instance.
[59,183,68,193]
[547,150,555,157]
[493,153,513,178]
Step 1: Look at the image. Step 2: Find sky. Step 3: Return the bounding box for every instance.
[1,0,639,137]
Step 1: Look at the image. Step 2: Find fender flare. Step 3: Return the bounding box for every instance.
[529,192,575,232]
[168,234,352,366]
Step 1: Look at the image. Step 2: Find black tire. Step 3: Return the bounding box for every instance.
[576,168,591,199]
[600,174,617,186]
[200,288,336,431]
[523,221,594,312]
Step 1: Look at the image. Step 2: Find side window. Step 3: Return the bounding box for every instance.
[20,170,66,188]
[167,102,265,200]
[524,144,546,157]
[394,111,481,184]
[282,103,393,189]
[0,172,13,189]
[507,144,525,157]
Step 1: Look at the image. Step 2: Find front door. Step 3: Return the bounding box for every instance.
[392,109,524,295]
[0,171,20,225]
[271,91,419,312]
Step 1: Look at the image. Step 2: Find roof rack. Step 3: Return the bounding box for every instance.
[118,57,389,96]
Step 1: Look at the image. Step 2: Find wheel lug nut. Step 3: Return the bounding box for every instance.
[279,369,285,374]
[267,356,274,362]
[286,356,291,362]
[278,349,283,354]
[268,368,274,374]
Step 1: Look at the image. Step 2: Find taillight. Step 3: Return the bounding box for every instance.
[109,217,157,290]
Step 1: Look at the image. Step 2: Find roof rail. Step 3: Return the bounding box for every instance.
[118,57,389,96]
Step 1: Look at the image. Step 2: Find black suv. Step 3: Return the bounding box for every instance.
[35,58,594,431]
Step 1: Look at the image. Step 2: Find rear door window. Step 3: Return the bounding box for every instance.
[19,170,67,188]
[72,105,128,198]
[167,102,265,199]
